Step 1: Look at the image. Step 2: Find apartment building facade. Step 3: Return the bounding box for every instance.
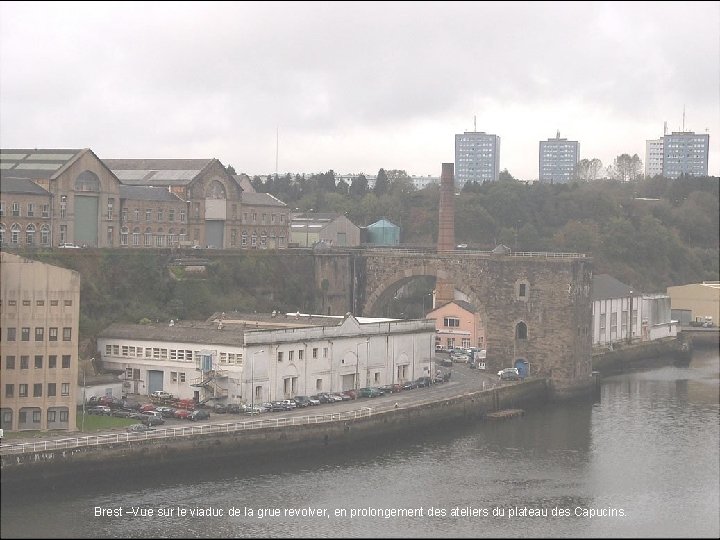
[539,132,579,184]
[454,131,501,188]
[0,252,80,431]
[661,132,710,178]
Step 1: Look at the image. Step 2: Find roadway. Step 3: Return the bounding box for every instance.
[2,361,510,448]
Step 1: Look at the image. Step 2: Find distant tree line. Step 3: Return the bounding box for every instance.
[231,163,718,293]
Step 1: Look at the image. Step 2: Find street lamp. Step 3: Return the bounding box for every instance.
[365,338,370,387]
[251,349,264,411]
[628,291,633,344]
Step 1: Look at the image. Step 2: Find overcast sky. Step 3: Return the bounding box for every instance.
[1,1,718,180]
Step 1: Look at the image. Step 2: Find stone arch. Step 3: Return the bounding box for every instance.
[74,170,100,192]
[205,180,226,199]
[362,261,488,328]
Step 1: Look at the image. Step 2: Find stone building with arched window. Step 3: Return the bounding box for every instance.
[0,149,122,247]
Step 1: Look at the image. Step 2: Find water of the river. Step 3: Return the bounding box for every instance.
[1,348,718,538]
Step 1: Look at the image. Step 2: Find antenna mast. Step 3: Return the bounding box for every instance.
[682,106,686,132]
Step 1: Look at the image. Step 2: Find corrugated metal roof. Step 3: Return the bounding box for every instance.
[103,158,212,171]
[111,169,200,185]
[0,149,83,179]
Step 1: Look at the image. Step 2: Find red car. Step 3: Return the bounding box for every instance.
[139,403,156,412]
[174,409,191,420]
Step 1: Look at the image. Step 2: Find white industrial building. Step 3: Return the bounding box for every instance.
[97,312,435,404]
[591,274,677,347]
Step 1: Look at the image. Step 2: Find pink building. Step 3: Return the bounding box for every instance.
[426,300,484,351]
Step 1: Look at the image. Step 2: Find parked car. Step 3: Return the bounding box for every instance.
[58,242,81,249]
[127,423,154,433]
[416,377,432,388]
[358,387,384,398]
[341,389,358,400]
[87,406,112,416]
[280,399,297,410]
[212,405,228,414]
[189,410,210,421]
[225,403,245,414]
[150,390,173,400]
[174,409,192,420]
[142,415,165,426]
[293,396,311,408]
[139,403,156,412]
[402,380,418,390]
[155,406,176,418]
[110,409,134,418]
[307,396,321,406]
[314,393,334,404]
[498,367,520,381]
[270,401,287,412]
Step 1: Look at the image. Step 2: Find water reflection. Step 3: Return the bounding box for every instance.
[1,350,718,538]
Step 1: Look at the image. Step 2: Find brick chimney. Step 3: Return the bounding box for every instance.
[437,163,455,251]
[436,163,456,306]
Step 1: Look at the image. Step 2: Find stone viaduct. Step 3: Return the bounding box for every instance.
[314,248,594,398]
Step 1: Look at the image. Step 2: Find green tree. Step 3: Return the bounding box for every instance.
[374,168,389,196]
[609,154,643,182]
[498,169,516,182]
[349,174,369,198]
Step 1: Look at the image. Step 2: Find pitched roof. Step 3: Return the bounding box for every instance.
[241,192,287,207]
[233,174,255,193]
[103,158,214,186]
[0,177,51,195]
[432,299,478,314]
[0,149,85,180]
[119,185,184,202]
[368,218,398,228]
[592,274,634,300]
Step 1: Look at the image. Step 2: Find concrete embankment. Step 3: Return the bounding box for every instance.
[592,335,693,375]
[0,379,549,487]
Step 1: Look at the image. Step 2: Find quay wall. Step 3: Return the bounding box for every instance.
[592,335,692,375]
[0,379,549,486]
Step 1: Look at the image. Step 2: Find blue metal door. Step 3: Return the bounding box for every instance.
[514,359,529,378]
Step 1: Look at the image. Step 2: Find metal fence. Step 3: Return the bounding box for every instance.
[0,407,373,456]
